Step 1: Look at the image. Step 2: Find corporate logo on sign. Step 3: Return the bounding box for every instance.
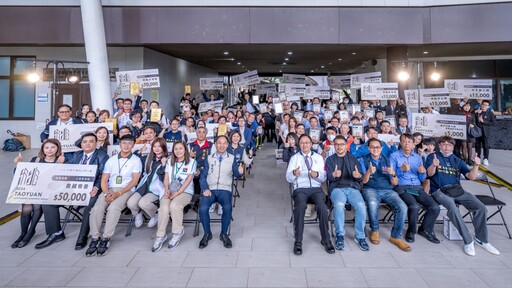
[18,167,40,186]
[53,128,70,141]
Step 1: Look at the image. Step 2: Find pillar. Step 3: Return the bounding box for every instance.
[80,0,112,114]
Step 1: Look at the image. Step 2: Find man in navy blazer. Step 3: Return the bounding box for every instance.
[35,133,109,250]
[40,104,83,142]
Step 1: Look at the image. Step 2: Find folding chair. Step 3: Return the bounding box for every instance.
[288,183,321,225]
[61,205,83,233]
[461,171,511,239]
[233,167,244,207]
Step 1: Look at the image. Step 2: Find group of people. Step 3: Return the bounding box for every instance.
[11,89,501,259]
[276,95,500,257]
[12,97,254,256]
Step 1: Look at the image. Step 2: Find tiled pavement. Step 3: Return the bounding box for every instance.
[0,145,511,287]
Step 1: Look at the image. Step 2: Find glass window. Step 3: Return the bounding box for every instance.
[500,79,512,110]
[0,57,10,76]
[13,58,35,76]
[0,79,9,118]
[13,80,35,118]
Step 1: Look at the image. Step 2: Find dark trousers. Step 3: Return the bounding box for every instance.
[77,193,99,240]
[292,187,330,243]
[395,185,440,234]
[41,205,62,235]
[475,135,490,159]
[263,124,277,143]
[199,189,232,235]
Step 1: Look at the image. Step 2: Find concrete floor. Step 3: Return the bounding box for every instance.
[0,144,511,288]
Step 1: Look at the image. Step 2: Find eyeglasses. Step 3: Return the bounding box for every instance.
[369,146,382,149]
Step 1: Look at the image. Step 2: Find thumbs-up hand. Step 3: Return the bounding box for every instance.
[417,163,426,174]
[387,166,395,177]
[190,149,197,159]
[473,152,481,166]
[309,170,318,179]
[238,163,244,174]
[57,155,66,164]
[352,165,362,179]
[432,154,440,166]
[293,166,301,177]
[332,164,342,178]
[14,153,22,163]
[369,162,377,174]
[401,161,410,172]
[323,144,330,152]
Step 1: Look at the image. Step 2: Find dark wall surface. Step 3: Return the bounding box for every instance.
[1,3,511,45]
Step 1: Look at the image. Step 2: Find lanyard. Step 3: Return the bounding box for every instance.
[117,153,132,175]
[172,161,185,180]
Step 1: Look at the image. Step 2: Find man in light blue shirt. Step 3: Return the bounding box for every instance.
[390,133,440,244]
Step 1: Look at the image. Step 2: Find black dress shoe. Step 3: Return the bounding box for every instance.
[405,232,415,243]
[220,234,233,248]
[293,242,303,256]
[75,236,88,250]
[199,234,212,249]
[418,230,441,244]
[17,241,30,248]
[35,233,65,249]
[321,240,336,254]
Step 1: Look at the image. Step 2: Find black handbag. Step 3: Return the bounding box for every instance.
[468,125,482,138]
[441,184,465,198]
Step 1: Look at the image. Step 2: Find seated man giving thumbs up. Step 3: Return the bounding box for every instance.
[286,135,334,255]
[390,133,440,244]
[326,136,369,251]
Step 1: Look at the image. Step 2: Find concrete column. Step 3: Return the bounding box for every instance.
[80,0,112,114]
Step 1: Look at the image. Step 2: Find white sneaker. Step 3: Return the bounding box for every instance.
[482,158,489,166]
[151,234,167,252]
[209,204,215,213]
[134,212,143,228]
[305,204,314,218]
[168,229,185,249]
[147,215,158,228]
[464,241,476,256]
[217,205,223,216]
[475,238,500,255]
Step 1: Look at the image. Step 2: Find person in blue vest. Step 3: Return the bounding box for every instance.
[426,136,500,256]
[359,138,410,252]
[350,127,397,159]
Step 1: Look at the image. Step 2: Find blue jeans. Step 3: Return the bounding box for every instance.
[362,188,407,239]
[330,188,366,239]
[199,189,232,235]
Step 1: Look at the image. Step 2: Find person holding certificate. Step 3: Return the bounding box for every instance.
[86,135,142,256]
[12,139,65,249]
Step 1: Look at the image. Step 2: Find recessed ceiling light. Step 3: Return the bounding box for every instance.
[242,66,245,68]
[423,51,429,54]
[279,70,282,73]
[338,58,342,61]
[287,51,293,55]
[310,70,314,73]
[282,62,287,65]
[329,63,332,65]
[285,58,289,61]
[223,51,229,55]
[352,52,356,55]
[321,65,325,68]
[237,62,241,65]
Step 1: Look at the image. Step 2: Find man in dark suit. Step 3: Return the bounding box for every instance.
[35,133,108,249]
[40,104,83,160]
[384,100,408,126]
[396,117,411,135]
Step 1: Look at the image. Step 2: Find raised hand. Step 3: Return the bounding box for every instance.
[401,161,410,172]
[238,163,244,174]
[14,152,22,163]
[293,166,301,177]
[352,165,362,179]
[57,155,66,164]
[161,157,168,166]
[417,163,426,174]
[473,152,481,166]
[432,154,440,167]
[369,162,377,174]
[332,164,342,178]
[387,165,395,176]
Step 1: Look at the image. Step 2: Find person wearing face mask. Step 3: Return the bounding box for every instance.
[426,136,500,256]
[319,127,337,159]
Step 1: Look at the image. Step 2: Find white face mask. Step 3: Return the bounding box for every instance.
[441,151,452,157]
[343,99,349,104]
[327,135,336,142]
